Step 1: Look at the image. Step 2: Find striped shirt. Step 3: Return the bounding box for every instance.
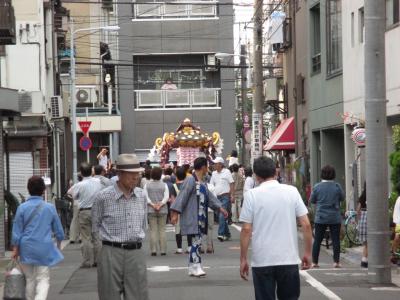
[68,177,102,209]
[91,183,147,243]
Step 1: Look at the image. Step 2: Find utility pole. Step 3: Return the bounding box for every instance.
[240,44,249,166]
[70,18,78,184]
[364,0,391,284]
[252,0,263,163]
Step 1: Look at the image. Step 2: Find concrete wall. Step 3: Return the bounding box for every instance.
[117,0,235,159]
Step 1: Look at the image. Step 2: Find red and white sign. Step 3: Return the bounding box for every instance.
[78,121,92,135]
[351,127,366,147]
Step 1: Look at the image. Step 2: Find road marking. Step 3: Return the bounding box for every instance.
[324,272,367,277]
[147,265,240,272]
[371,287,400,291]
[309,268,353,271]
[231,223,242,232]
[300,270,342,300]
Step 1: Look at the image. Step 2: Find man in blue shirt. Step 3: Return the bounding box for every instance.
[12,176,64,300]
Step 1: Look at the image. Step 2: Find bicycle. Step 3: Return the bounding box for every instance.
[312,223,333,249]
[344,210,362,246]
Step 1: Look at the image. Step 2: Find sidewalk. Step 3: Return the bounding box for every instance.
[0,240,71,298]
[323,245,400,287]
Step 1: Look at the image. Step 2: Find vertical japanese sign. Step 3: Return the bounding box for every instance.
[251,113,263,162]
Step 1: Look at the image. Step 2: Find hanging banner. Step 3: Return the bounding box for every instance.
[251,113,263,160]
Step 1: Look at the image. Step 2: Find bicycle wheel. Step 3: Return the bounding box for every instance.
[345,215,362,246]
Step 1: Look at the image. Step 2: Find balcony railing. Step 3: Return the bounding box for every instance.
[135,88,220,109]
[132,1,218,19]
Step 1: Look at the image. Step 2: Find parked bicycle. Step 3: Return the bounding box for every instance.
[312,223,333,249]
[344,210,362,246]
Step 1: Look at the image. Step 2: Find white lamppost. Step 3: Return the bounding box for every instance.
[70,19,119,183]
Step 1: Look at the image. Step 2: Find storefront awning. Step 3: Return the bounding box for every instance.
[264,117,295,151]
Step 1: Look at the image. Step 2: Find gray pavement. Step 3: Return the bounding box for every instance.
[44,224,400,300]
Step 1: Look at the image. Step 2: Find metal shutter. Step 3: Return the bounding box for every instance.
[5,152,34,200]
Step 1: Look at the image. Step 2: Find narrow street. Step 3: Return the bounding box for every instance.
[47,225,400,300]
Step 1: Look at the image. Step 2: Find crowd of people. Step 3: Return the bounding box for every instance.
[8,147,400,300]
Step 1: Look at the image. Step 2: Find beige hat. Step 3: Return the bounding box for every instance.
[115,154,144,172]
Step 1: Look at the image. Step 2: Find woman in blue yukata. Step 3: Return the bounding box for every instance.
[171,157,228,277]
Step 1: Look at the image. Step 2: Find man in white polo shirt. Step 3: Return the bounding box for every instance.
[210,157,234,242]
[239,156,312,300]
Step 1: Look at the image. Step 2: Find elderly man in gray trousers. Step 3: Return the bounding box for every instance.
[92,154,148,300]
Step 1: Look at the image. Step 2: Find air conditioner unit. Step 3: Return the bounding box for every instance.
[265,78,278,101]
[50,96,63,118]
[75,87,98,105]
[205,54,218,72]
[17,91,45,114]
[18,90,32,112]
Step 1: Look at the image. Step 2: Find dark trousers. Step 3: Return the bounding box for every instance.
[312,223,341,264]
[252,265,300,300]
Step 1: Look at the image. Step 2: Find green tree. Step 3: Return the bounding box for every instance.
[389,125,400,213]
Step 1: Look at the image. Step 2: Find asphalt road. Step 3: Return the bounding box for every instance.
[48,224,400,300]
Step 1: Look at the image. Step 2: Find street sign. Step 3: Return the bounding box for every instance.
[78,121,92,135]
[251,113,263,160]
[79,136,92,151]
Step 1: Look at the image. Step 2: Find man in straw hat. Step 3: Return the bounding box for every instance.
[92,153,148,300]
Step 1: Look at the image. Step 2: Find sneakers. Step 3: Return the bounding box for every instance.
[360,261,368,268]
[188,263,206,277]
[175,248,183,254]
[217,235,224,242]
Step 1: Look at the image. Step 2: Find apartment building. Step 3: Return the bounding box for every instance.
[117,0,235,161]
[0,0,20,256]
[0,0,72,251]
[342,0,400,207]
[306,0,345,189]
[0,0,71,198]
[279,0,310,191]
[64,0,121,167]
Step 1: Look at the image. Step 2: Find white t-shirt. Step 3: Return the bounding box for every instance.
[393,196,400,224]
[243,177,255,194]
[240,180,308,267]
[228,157,239,167]
[98,154,108,168]
[210,168,234,196]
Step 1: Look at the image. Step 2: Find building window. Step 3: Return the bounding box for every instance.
[358,7,364,43]
[386,0,400,27]
[326,0,342,76]
[296,74,305,104]
[133,54,221,109]
[310,3,321,74]
[351,12,355,47]
[132,0,218,20]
